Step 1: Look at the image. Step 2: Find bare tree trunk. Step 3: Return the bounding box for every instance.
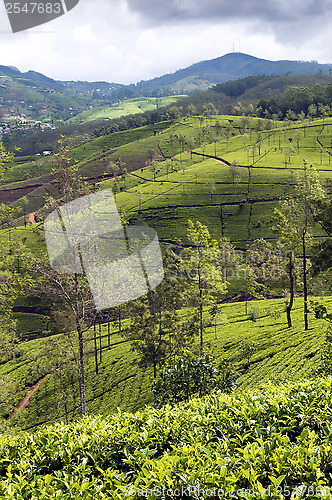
[286,250,294,328]
[75,274,86,416]
[153,361,157,407]
[59,368,68,424]
[220,205,224,240]
[78,331,86,415]
[118,308,122,335]
[99,322,102,364]
[302,235,309,331]
[245,275,248,315]
[246,167,252,203]
[198,258,203,353]
[94,321,98,375]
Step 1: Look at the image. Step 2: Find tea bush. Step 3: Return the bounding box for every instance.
[1,377,332,498]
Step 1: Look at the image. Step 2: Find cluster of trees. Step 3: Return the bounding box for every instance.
[121,220,232,405]
[154,350,238,407]
[272,164,327,329]
[213,75,275,98]
[121,170,332,406]
[257,83,332,120]
[240,165,331,331]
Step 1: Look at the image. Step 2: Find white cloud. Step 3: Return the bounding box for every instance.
[0,0,331,83]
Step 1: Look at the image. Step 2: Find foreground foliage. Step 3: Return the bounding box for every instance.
[1,377,332,498]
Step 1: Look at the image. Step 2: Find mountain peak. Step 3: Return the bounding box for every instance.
[135,52,332,93]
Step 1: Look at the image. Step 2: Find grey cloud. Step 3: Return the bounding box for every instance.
[126,0,332,23]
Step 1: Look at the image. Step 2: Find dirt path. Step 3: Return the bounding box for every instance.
[28,212,36,223]
[8,374,50,420]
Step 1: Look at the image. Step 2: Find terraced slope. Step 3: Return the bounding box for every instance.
[3,296,332,431]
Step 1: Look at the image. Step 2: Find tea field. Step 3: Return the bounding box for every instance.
[1,113,332,433]
[2,376,332,498]
[3,296,332,432]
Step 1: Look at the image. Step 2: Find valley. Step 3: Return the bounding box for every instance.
[0,60,332,496]
[1,109,331,428]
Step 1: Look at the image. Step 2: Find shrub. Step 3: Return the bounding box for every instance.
[154,350,238,406]
[248,308,260,322]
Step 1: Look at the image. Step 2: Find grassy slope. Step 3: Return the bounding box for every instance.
[1,114,332,431]
[0,120,178,213]
[5,115,332,223]
[66,95,187,123]
[2,116,331,292]
[104,116,332,251]
[4,296,332,431]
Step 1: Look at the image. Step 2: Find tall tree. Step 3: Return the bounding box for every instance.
[0,204,22,243]
[209,304,222,339]
[0,143,25,366]
[0,243,20,363]
[32,138,94,416]
[34,334,78,424]
[31,256,95,416]
[181,220,227,352]
[273,164,324,330]
[246,238,285,301]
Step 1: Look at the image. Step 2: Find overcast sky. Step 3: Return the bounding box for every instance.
[0,0,332,84]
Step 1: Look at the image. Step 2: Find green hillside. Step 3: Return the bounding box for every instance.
[0,72,97,123]
[1,109,332,434]
[6,113,332,232]
[3,296,332,432]
[2,114,332,300]
[97,115,332,251]
[67,96,186,124]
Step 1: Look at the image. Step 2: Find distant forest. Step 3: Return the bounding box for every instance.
[256,83,332,118]
[213,75,276,97]
[4,74,332,156]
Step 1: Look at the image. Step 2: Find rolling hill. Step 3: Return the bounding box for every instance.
[134,52,332,93]
[1,111,332,433]
[2,52,332,125]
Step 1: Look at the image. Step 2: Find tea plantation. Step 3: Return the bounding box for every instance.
[1,111,332,497]
[4,296,332,432]
[1,377,332,498]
